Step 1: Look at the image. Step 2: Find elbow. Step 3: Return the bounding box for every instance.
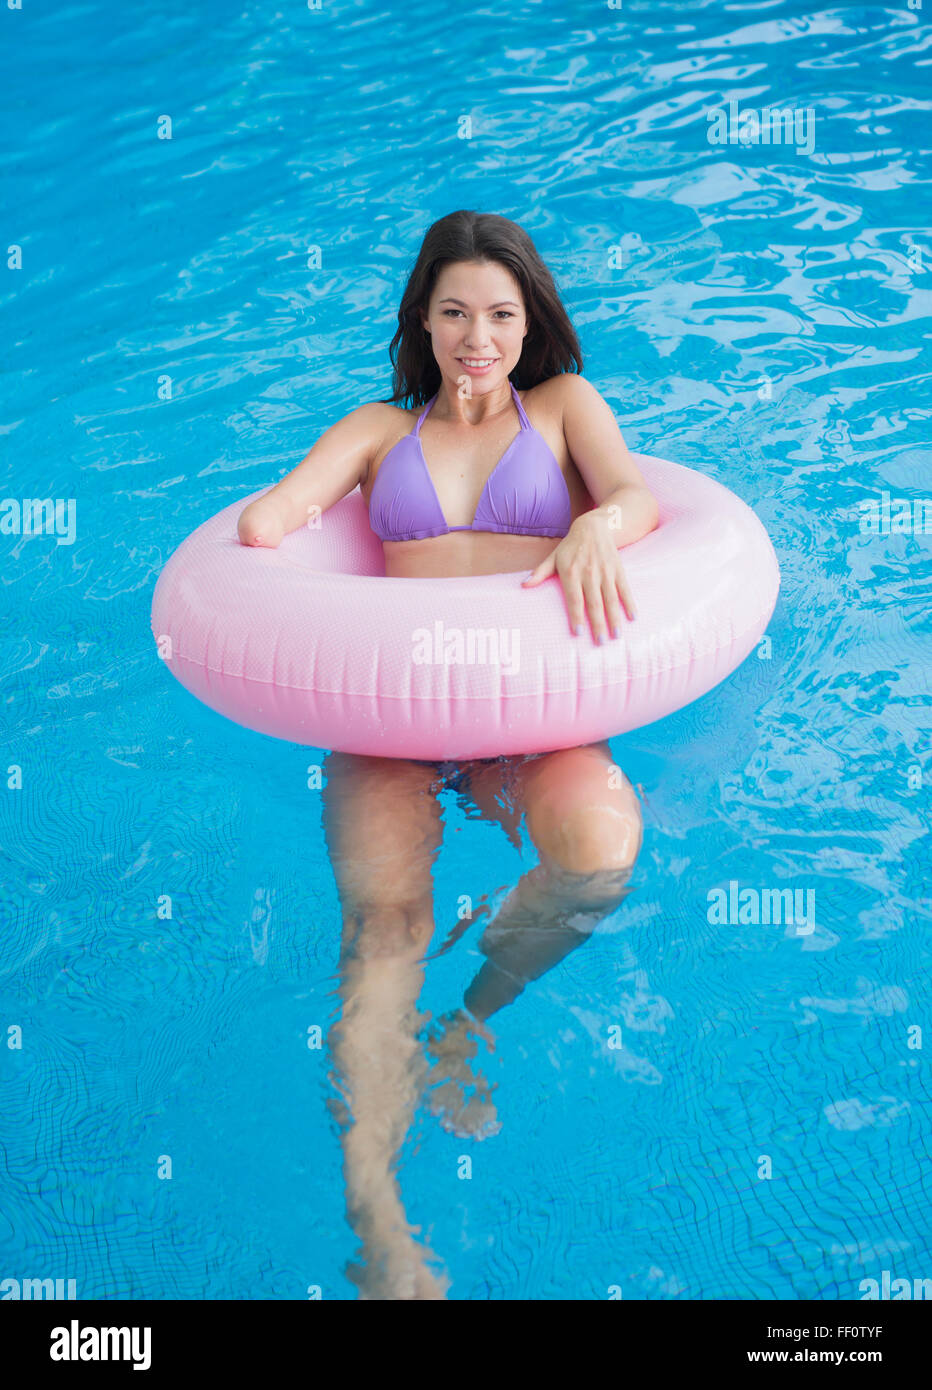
[237,506,263,547]
[237,496,285,549]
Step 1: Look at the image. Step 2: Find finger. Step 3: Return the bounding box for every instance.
[561,573,587,635]
[521,550,557,586]
[581,567,608,643]
[602,572,624,638]
[615,560,637,621]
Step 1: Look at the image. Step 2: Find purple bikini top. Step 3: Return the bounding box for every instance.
[368,381,572,542]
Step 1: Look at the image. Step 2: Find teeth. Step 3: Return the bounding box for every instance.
[461,359,495,366]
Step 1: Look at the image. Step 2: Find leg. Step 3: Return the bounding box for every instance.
[323,750,443,963]
[462,740,643,1021]
[322,751,448,1299]
[422,742,642,1138]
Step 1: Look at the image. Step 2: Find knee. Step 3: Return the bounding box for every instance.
[532,796,643,883]
[343,901,433,959]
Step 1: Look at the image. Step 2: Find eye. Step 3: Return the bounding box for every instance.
[440,309,515,318]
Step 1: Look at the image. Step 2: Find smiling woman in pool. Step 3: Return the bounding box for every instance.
[237,210,659,1298]
[238,208,658,838]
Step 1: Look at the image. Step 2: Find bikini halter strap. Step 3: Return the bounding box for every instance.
[413,381,529,436]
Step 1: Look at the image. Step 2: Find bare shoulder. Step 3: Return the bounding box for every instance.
[521,373,603,420]
[349,398,412,428]
[351,399,417,486]
[360,395,418,414]
[363,397,421,440]
[357,398,420,434]
[551,373,604,407]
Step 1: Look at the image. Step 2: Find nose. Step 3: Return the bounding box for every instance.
[462,318,495,352]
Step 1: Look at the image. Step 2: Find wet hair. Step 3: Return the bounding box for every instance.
[382,210,583,407]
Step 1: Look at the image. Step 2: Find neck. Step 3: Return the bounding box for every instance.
[431,376,515,427]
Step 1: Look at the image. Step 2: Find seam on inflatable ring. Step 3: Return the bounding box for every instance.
[161,597,778,697]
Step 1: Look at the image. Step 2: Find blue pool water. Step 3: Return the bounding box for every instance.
[1,0,930,1300]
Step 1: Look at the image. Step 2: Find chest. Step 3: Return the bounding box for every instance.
[418,420,524,513]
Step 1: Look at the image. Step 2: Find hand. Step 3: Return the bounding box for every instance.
[237,494,286,548]
[521,512,636,641]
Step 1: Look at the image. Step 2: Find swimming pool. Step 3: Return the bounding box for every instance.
[1,0,929,1301]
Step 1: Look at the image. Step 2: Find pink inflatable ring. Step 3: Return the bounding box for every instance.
[150,455,779,759]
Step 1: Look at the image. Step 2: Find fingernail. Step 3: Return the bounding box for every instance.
[573,625,582,636]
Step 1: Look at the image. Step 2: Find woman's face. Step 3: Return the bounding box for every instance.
[420,259,528,391]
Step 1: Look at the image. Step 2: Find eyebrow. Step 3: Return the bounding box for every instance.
[438,298,521,309]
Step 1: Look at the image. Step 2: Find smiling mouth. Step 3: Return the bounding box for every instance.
[457,357,498,366]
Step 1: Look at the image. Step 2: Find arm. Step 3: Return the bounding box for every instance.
[237,402,385,547]
[556,373,658,542]
[523,375,659,638]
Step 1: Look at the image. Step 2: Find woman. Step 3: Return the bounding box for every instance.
[238,211,659,1298]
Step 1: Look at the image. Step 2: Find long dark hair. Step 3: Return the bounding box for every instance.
[383,211,583,408]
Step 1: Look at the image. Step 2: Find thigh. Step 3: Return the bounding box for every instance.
[321,751,444,931]
[516,739,642,872]
[464,740,641,866]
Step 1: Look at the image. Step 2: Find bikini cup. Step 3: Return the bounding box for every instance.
[368,382,572,542]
